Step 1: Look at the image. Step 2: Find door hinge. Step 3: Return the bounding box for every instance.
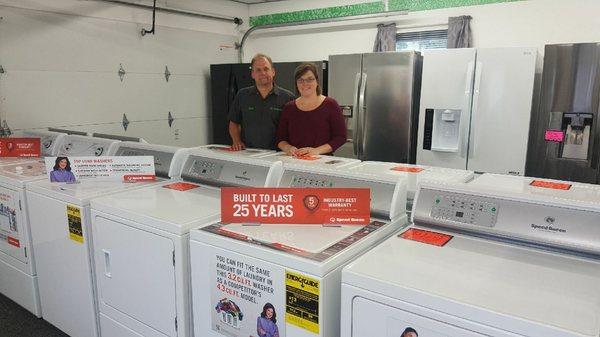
[24,247,27,258]
[19,200,22,211]
[175,317,178,331]
[172,250,175,267]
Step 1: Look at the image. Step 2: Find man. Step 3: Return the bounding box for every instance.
[228,53,295,150]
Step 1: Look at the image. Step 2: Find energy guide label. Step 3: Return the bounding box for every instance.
[67,205,83,244]
[285,270,319,334]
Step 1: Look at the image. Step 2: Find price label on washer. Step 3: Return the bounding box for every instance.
[285,270,319,334]
[67,205,83,244]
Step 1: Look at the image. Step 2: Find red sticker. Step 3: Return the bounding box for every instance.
[7,236,20,248]
[390,165,425,173]
[530,180,571,190]
[163,182,200,191]
[221,187,371,225]
[544,130,565,142]
[296,155,321,161]
[400,228,452,247]
[0,138,41,158]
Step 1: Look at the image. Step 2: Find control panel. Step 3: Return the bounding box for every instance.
[430,193,498,227]
[187,159,224,181]
[290,176,334,188]
[181,155,271,187]
[115,147,174,178]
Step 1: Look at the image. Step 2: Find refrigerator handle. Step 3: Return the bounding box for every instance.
[358,72,368,158]
[352,72,362,156]
[468,61,483,159]
[460,61,476,158]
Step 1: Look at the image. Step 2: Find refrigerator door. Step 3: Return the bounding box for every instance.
[361,51,421,163]
[467,48,537,175]
[328,54,363,158]
[528,43,600,184]
[417,48,477,169]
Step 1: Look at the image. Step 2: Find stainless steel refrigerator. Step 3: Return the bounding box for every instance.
[528,43,600,184]
[210,61,327,145]
[328,52,422,163]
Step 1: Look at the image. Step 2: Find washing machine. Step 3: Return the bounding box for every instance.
[259,151,361,170]
[26,142,187,337]
[57,134,121,156]
[347,162,474,211]
[198,144,275,158]
[89,149,284,337]
[341,173,600,337]
[19,129,68,157]
[190,164,409,337]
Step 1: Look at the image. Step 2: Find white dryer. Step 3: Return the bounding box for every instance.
[89,149,283,337]
[26,142,186,337]
[347,162,474,210]
[341,173,600,337]
[190,165,409,337]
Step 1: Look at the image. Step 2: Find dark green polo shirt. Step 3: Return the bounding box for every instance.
[228,85,295,150]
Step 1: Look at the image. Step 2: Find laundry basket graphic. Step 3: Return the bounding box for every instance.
[215,298,244,329]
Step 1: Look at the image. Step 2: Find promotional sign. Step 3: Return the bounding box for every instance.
[0,138,41,157]
[44,156,156,183]
[544,130,565,142]
[0,190,26,262]
[210,248,287,337]
[400,228,453,247]
[391,165,425,173]
[529,179,572,190]
[221,188,370,225]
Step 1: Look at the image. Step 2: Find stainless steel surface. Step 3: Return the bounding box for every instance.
[528,43,600,183]
[361,52,422,163]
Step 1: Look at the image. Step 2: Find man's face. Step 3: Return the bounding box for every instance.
[251,57,275,87]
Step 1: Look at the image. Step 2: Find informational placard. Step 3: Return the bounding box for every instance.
[210,249,286,337]
[67,205,83,244]
[0,191,22,256]
[221,188,370,225]
[0,138,41,157]
[44,156,156,183]
[544,130,565,142]
[529,179,572,190]
[285,270,320,334]
[391,165,425,173]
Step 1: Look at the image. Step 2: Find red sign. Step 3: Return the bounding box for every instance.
[390,165,425,173]
[221,188,371,225]
[400,228,452,247]
[296,155,321,161]
[544,130,565,142]
[530,180,571,190]
[0,138,41,157]
[7,236,20,248]
[123,174,156,182]
[163,182,200,191]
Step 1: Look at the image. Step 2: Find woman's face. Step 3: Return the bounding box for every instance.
[296,70,318,97]
[403,332,417,337]
[266,308,274,319]
[59,159,67,169]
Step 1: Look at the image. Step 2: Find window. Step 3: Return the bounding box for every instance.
[396,29,448,52]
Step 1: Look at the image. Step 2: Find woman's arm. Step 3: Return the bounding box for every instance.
[276,103,297,155]
[326,98,348,152]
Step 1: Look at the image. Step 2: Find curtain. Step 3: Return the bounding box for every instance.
[447,15,472,48]
[373,23,397,52]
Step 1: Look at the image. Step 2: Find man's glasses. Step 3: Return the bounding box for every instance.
[297,77,316,84]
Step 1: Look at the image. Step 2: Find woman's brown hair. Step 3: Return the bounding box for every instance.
[294,62,321,96]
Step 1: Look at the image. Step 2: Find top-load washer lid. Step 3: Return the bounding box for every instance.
[19,130,67,156]
[108,141,186,179]
[412,173,600,256]
[57,135,120,157]
[0,160,48,185]
[342,227,600,337]
[197,144,275,158]
[260,152,360,170]
[347,161,474,199]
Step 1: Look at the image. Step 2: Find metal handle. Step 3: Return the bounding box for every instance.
[352,73,361,156]
[358,72,367,159]
[460,61,476,159]
[468,62,483,159]
[103,249,112,278]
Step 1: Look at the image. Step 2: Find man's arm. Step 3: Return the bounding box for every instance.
[229,121,245,150]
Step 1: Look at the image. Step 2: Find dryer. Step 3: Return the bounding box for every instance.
[26,142,186,337]
[89,149,283,337]
[341,174,600,337]
[190,165,409,337]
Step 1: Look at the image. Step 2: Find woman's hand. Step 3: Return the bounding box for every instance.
[284,145,298,156]
[294,147,319,157]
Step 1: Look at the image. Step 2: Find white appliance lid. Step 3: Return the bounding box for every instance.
[260,152,360,169]
[58,135,120,157]
[0,160,48,183]
[109,141,185,178]
[343,229,600,336]
[198,144,274,158]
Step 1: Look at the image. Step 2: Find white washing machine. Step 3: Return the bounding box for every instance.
[19,129,68,157]
[190,165,409,337]
[341,173,600,337]
[259,151,361,170]
[57,134,121,156]
[347,162,474,210]
[26,142,187,337]
[90,149,284,337]
[198,144,275,158]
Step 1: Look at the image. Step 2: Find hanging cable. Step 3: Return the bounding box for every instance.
[141,0,156,36]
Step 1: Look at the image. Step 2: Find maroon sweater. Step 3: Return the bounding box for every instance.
[276,97,347,153]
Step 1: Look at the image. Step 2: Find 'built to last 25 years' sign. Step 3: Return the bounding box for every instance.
[220,187,371,225]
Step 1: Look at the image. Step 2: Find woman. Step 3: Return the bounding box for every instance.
[50,157,76,183]
[256,303,279,337]
[276,62,346,156]
[401,327,418,337]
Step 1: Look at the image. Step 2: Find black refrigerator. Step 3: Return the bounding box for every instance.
[210,61,328,145]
